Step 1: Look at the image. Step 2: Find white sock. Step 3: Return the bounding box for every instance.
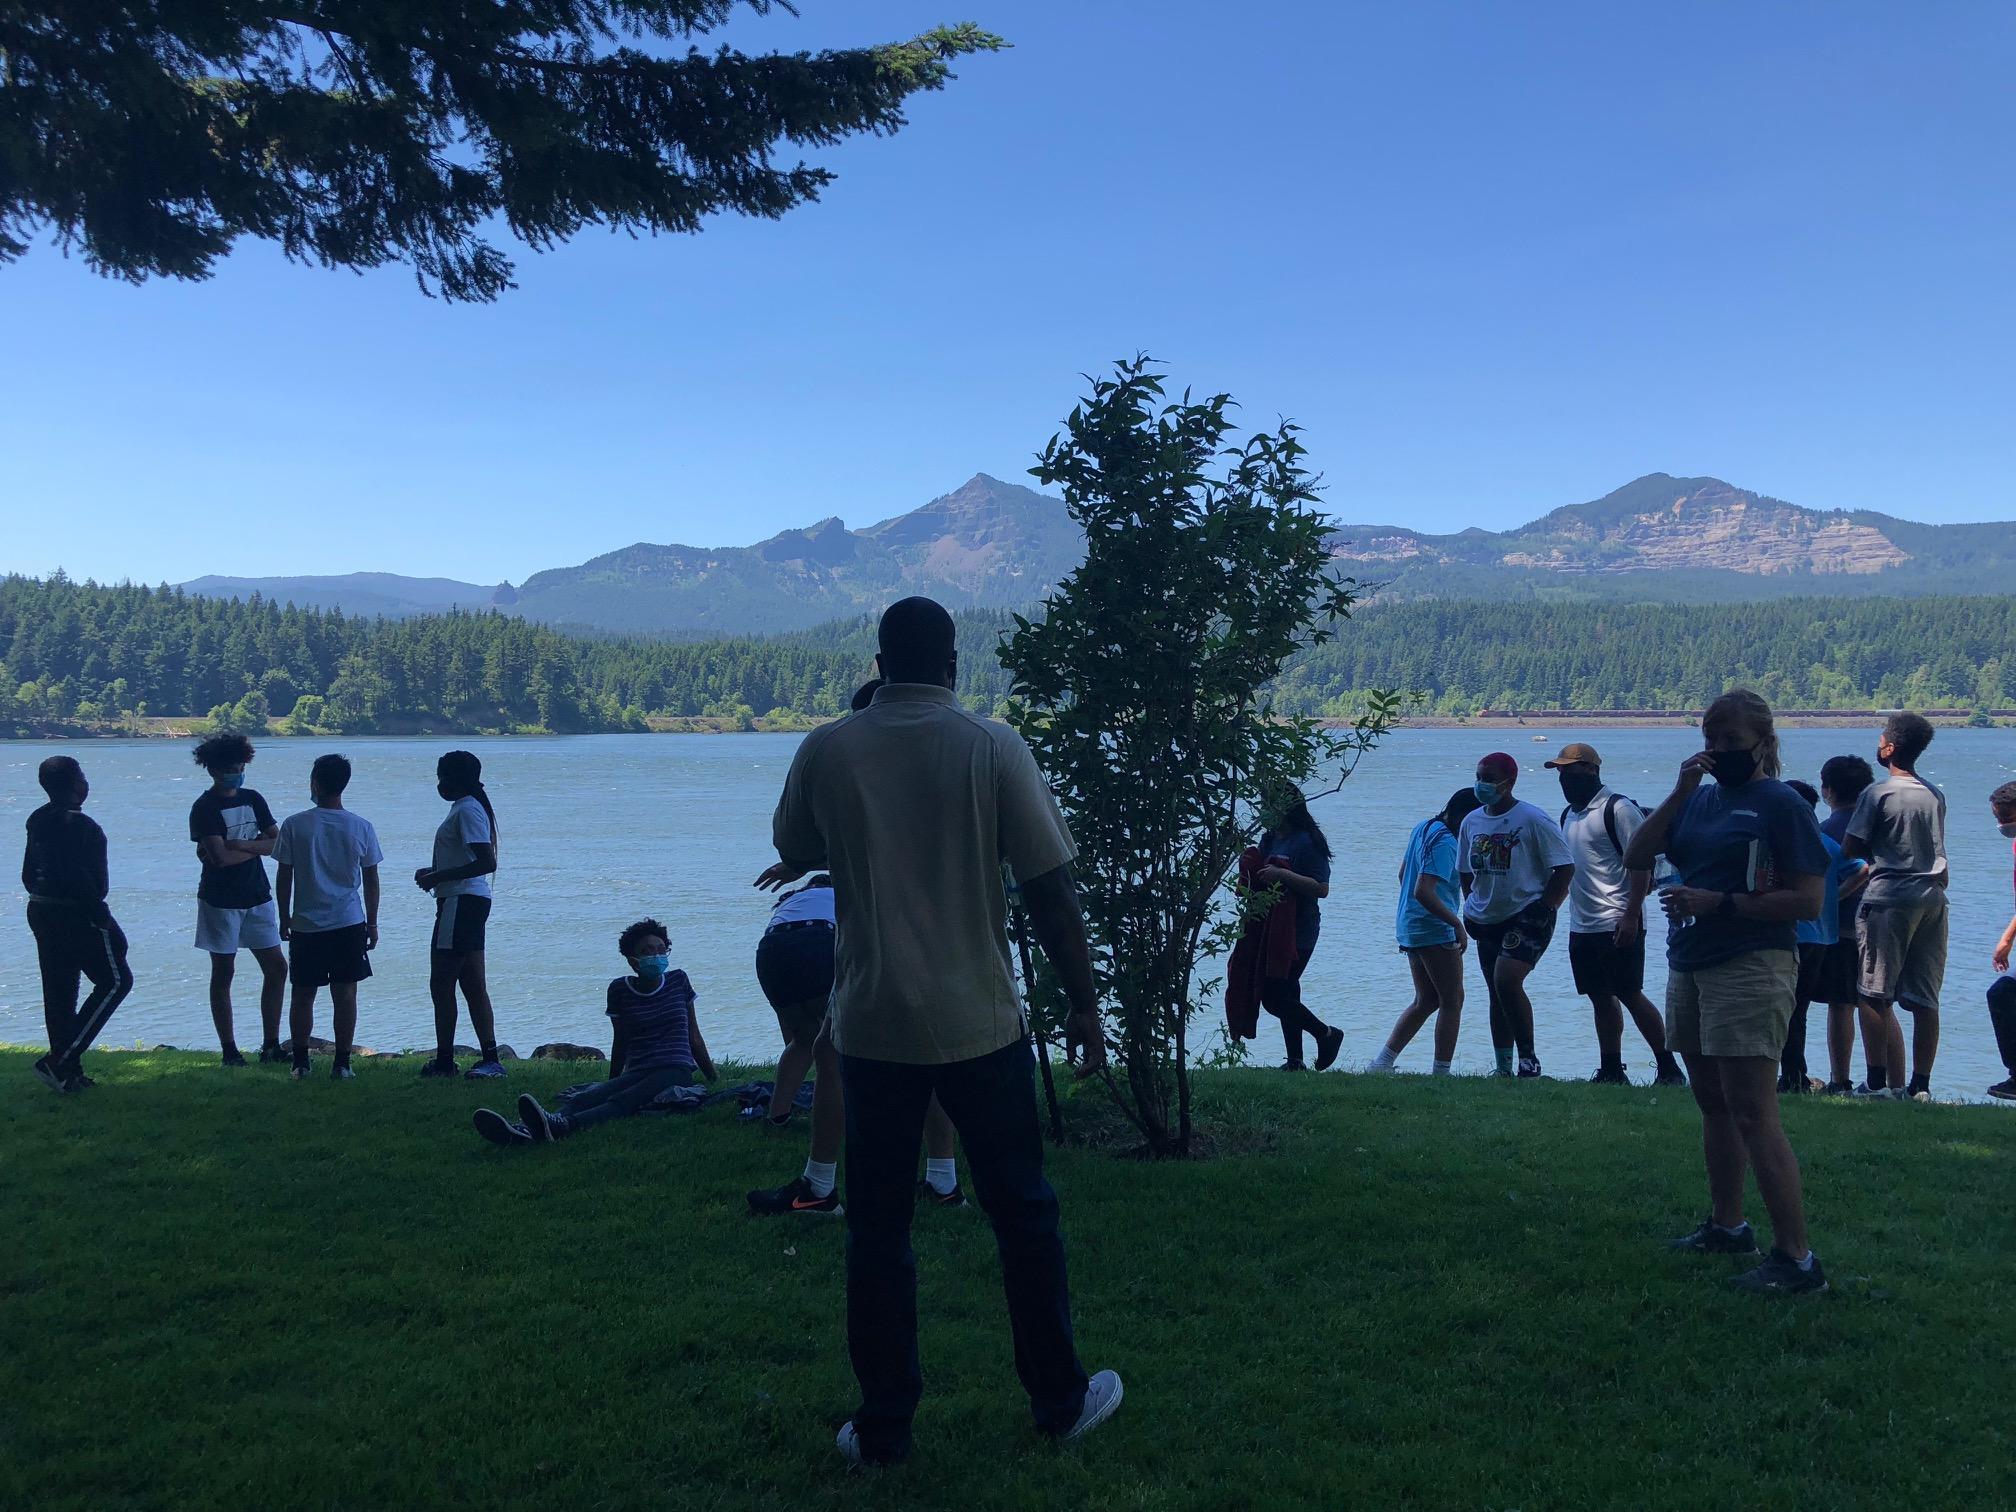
[925,1157,958,1195]
[1432,1060,1453,1076]
[1368,1045,1397,1071]
[803,1159,837,1198]
[1794,1250,1816,1271]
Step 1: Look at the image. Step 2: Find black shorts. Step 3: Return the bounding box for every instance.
[1797,939,1858,1006]
[432,894,491,956]
[290,923,373,988]
[756,924,834,1039]
[1470,903,1557,971]
[1569,929,1645,998]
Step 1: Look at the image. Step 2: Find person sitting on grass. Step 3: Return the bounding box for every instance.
[473,918,715,1147]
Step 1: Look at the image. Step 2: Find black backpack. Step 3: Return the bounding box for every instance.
[1561,792,1646,859]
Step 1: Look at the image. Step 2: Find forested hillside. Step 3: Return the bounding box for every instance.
[4,575,2012,736]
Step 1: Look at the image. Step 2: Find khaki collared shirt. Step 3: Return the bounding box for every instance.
[771,683,1077,1065]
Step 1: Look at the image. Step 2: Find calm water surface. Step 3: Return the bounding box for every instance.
[5,729,2014,1096]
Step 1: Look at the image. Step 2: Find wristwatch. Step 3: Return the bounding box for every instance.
[1716,892,1737,917]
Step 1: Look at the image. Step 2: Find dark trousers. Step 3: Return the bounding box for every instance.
[1990,977,2016,1077]
[27,904,133,1073]
[1260,941,1323,1065]
[1781,1002,1811,1085]
[840,1037,1088,1461]
[557,1065,693,1130]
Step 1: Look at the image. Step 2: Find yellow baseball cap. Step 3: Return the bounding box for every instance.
[1543,742,1602,770]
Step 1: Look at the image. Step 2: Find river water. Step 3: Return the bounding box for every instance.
[5,729,2013,1096]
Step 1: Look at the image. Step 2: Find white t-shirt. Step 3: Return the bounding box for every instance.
[1561,786,1648,934]
[432,796,495,899]
[1459,799,1573,924]
[768,885,836,930]
[274,806,385,932]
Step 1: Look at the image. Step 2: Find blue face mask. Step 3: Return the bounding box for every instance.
[1473,779,1500,806]
[633,954,669,979]
[216,772,245,789]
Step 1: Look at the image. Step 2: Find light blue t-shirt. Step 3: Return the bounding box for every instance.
[1396,816,1460,947]
[1795,831,1864,948]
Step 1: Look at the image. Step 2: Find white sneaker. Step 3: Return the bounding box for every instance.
[1062,1369,1124,1442]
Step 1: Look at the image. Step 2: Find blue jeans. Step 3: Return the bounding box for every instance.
[557,1065,692,1130]
[840,1037,1088,1461]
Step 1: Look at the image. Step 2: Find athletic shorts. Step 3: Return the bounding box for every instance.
[1665,948,1796,1060]
[756,924,835,1040]
[1795,939,1858,1007]
[1469,902,1557,971]
[1569,929,1645,998]
[432,893,492,956]
[289,923,373,988]
[196,899,282,955]
[1399,940,1462,956]
[1857,893,1947,1011]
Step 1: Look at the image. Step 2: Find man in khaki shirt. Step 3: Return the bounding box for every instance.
[765,596,1120,1466]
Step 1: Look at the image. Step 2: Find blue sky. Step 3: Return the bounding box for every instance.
[3,1,2012,586]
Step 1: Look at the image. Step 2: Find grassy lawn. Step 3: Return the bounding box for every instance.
[5,1049,2013,1512]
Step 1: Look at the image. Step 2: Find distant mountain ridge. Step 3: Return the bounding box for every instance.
[1326,474,2016,602]
[176,471,2016,633]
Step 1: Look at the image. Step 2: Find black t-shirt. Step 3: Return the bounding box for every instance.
[189,788,276,909]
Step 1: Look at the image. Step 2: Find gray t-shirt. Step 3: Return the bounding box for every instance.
[1847,774,1947,904]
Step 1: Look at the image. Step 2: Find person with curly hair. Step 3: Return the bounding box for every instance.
[187,731,286,1066]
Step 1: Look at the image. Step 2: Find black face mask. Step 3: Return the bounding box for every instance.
[1558,771,1602,809]
[1710,748,1758,787]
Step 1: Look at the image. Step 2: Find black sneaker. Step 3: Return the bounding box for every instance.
[1667,1216,1760,1255]
[1823,1079,1855,1096]
[32,1055,69,1094]
[1590,1065,1629,1085]
[419,1058,461,1079]
[63,1072,94,1092]
[257,1044,288,1065]
[472,1108,533,1147]
[1730,1247,1828,1295]
[464,1059,506,1081]
[289,1062,313,1081]
[1313,1025,1345,1072]
[517,1093,561,1143]
[917,1179,969,1210]
[747,1175,843,1217]
[1516,1057,1543,1079]
[1654,1063,1688,1087]
[221,1048,249,1068]
[1988,1078,2016,1101]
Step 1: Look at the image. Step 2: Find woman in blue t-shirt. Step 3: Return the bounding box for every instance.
[1256,786,1343,1071]
[1623,689,1831,1296]
[1368,787,1484,1074]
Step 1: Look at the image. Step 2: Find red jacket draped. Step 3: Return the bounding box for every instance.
[1225,847,1301,1041]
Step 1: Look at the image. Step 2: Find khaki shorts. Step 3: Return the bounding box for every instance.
[1665,949,1797,1060]
[1856,893,1947,1012]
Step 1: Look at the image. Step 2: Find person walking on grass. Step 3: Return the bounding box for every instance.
[1549,743,1685,1088]
[768,595,1119,1467]
[1458,752,1573,1079]
[1367,787,1481,1074]
[1815,756,1877,1093]
[1780,780,1865,1097]
[1624,689,1830,1295]
[23,756,133,1094]
[188,732,286,1066]
[1844,713,1948,1102]
[1986,781,2016,1101]
[479,918,718,1145]
[746,870,965,1216]
[273,754,382,1082]
[414,750,505,1080]
[1255,785,1344,1072]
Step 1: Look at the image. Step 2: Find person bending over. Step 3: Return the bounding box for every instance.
[23,756,133,1093]
[1458,752,1574,1078]
[475,918,716,1146]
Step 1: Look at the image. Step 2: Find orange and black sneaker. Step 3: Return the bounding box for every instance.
[916,1179,969,1211]
[747,1175,843,1217]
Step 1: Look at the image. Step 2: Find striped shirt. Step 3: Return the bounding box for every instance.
[605,971,696,1072]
